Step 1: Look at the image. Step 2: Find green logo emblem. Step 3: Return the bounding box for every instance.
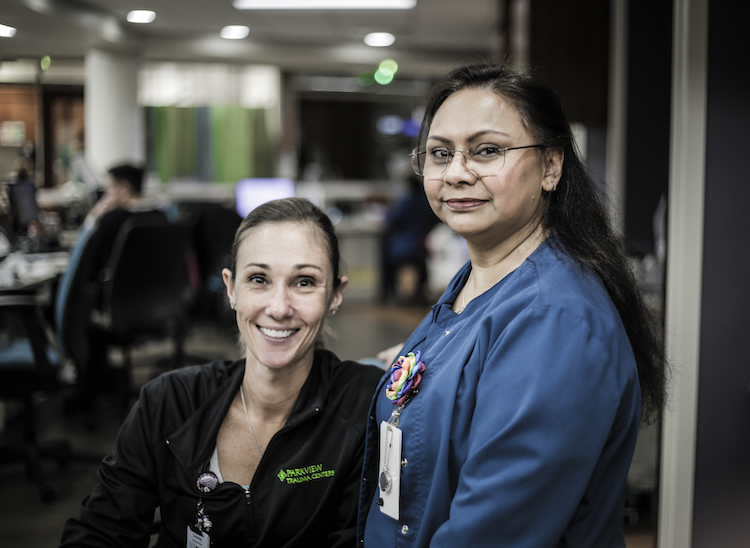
[277,463,335,484]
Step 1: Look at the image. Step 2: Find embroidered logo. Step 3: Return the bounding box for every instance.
[277,463,335,484]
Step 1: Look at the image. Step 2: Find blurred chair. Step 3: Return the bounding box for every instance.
[0,292,101,502]
[168,201,240,328]
[54,225,97,398]
[56,211,177,414]
[55,222,127,422]
[186,203,241,327]
[92,216,193,405]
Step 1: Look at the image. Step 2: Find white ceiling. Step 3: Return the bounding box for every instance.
[0,0,502,78]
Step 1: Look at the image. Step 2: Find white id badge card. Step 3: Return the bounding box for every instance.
[186,526,210,548]
[378,421,403,520]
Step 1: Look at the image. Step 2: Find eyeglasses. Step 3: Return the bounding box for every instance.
[409,144,543,176]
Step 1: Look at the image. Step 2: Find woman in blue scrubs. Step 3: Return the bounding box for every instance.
[359,64,667,548]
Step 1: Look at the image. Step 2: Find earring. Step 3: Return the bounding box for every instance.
[551,181,558,192]
[331,309,338,316]
[230,302,235,310]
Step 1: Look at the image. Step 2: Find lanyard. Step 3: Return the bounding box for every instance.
[378,350,426,520]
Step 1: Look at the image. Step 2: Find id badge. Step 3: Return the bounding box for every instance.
[186,526,210,548]
[378,421,403,520]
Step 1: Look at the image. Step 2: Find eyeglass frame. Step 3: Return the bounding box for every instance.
[409,144,544,176]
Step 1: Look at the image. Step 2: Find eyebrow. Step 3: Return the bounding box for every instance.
[427,129,512,144]
[243,262,324,272]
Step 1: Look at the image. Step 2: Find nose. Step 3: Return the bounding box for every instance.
[266,286,294,319]
[443,150,478,185]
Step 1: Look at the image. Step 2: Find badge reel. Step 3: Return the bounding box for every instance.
[378,419,403,520]
[187,473,217,548]
[379,350,425,521]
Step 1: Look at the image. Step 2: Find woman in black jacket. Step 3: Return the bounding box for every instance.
[60,197,383,548]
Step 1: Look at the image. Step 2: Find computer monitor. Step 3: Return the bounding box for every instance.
[235,178,295,218]
[7,181,40,231]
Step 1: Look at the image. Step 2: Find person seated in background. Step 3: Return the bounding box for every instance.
[81,164,163,297]
[62,164,164,413]
[59,197,384,548]
[381,173,439,305]
[84,163,146,227]
[5,158,43,250]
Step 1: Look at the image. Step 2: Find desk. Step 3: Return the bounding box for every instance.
[0,252,69,291]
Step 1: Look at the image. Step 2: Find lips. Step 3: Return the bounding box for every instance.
[259,326,299,339]
[445,198,488,210]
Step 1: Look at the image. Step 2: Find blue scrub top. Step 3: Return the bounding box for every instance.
[362,240,641,548]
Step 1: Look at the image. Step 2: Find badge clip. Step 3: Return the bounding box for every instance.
[378,421,402,520]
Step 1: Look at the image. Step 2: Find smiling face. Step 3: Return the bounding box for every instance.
[222,221,346,376]
[423,88,561,252]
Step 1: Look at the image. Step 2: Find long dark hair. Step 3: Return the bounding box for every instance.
[421,63,666,424]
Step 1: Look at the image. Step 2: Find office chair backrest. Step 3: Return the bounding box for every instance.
[7,181,40,231]
[190,203,241,285]
[55,224,96,361]
[103,217,191,339]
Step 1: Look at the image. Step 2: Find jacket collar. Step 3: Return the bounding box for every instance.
[166,361,244,476]
[166,351,335,477]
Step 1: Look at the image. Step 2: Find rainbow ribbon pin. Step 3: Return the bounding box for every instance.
[386,350,426,406]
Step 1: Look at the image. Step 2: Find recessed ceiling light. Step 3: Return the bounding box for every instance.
[0,24,17,37]
[364,32,395,47]
[234,0,416,9]
[127,10,156,24]
[221,25,250,39]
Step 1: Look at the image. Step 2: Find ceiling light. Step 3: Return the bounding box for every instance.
[234,0,416,9]
[127,10,156,24]
[221,25,250,39]
[364,32,395,47]
[0,24,17,37]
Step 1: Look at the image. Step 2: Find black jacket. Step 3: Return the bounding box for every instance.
[60,350,383,547]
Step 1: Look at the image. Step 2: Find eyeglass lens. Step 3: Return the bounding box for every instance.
[411,147,506,176]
